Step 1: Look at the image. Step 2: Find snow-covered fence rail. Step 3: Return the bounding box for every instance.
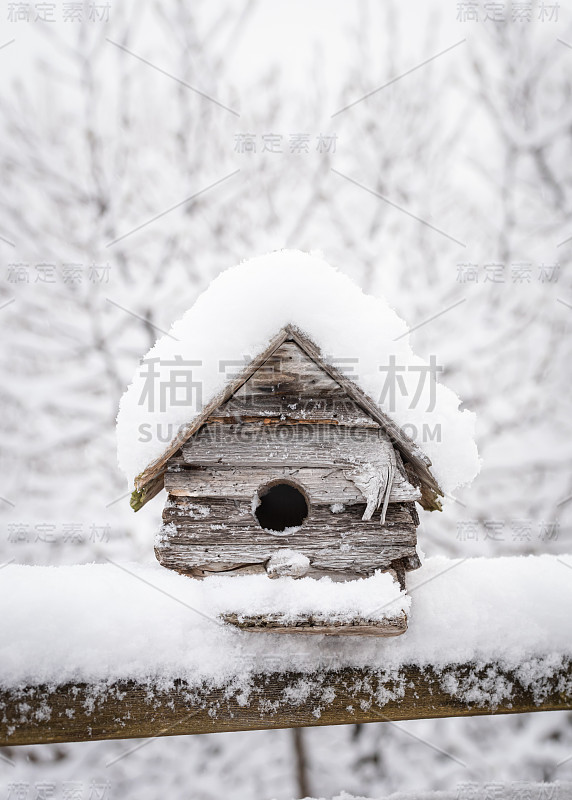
[1,663,571,747]
[1,555,571,745]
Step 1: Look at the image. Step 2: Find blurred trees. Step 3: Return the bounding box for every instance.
[0,0,571,796]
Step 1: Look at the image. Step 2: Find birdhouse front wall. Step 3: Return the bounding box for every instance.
[155,340,422,581]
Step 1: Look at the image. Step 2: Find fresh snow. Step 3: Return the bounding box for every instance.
[265,548,313,578]
[220,567,406,617]
[116,250,480,493]
[1,554,570,695]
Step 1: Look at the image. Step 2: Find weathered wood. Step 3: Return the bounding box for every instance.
[233,340,356,397]
[162,495,418,535]
[157,497,418,577]
[221,612,408,636]
[216,341,380,426]
[164,465,418,505]
[206,416,363,425]
[285,326,443,508]
[134,327,293,497]
[180,563,387,581]
[213,405,379,425]
[130,471,164,512]
[182,422,384,465]
[180,422,421,503]
[2,662,570,746]
[134,325,443,512]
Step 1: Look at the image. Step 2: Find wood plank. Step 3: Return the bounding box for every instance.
[181,423,418,502]
[215,401,379,425]
[157,497,418,577]
[181,422,390,465]
[216,341,379,426]
[221,612,408,636]
[164,465,419,505]
[170,562,398,581]
[206,416,369,425]
[162,495,417,531]
[155,542,417,578]
[2,662,570,746]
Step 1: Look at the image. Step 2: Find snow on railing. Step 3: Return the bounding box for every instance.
[1,554,571,745]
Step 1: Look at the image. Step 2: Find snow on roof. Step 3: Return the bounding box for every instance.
[1,555,570,697]
[116,250,479,493]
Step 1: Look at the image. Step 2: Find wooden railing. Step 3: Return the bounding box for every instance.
[2,662,570,746]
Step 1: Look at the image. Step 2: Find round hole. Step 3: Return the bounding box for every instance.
[254,482,309,534]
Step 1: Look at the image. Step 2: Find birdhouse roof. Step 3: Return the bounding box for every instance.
[116,251,479,510]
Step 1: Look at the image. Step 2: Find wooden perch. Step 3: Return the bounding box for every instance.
[221,612,408,636]
[1,661,570,747]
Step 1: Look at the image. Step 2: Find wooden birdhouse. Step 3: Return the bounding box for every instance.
[132,325,443,637]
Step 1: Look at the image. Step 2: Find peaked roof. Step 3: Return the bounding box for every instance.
[131,325,442,512]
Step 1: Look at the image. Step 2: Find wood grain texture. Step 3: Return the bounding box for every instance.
[285,327,442,503]
[134,328,292,495]
[179,422,421,503]
[164,464,418,505]
[221,613,408,636]
[130,471,164,512]
[215,341,380,426]
[182,421,384,464]
[2,662,570,746]
[134,326,443,512]
[157,497,419,577]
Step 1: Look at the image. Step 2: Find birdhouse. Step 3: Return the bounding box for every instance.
[130,323,444,637]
